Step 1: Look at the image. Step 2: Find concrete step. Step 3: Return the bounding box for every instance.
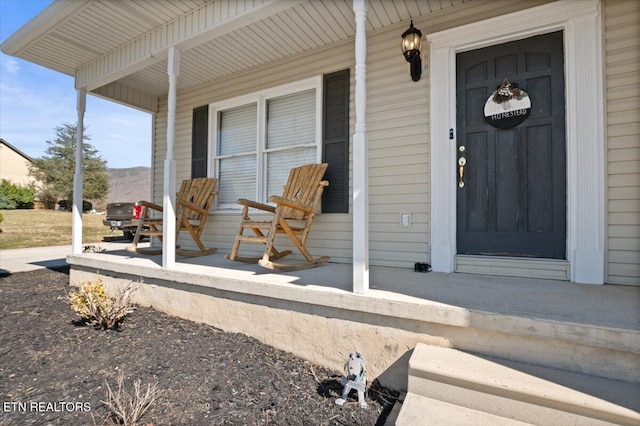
[401,343,640,426]
[395,393,535,426]
[384,392,405,426]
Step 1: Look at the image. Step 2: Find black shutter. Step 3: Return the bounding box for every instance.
[191,105,208,178]
[322,69,350,213]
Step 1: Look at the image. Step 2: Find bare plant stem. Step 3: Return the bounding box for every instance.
[101,370,162,426]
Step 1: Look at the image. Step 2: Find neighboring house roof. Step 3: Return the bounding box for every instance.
[0,0,462,112]
[0,138,34,163]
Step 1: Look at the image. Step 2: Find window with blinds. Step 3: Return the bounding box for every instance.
[211,77,321,208]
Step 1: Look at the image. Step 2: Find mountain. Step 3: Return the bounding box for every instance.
[102,167,151,208]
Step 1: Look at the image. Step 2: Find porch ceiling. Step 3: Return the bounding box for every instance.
[1,0,467,110]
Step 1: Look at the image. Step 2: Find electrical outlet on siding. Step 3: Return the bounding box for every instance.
[399,212,412,227]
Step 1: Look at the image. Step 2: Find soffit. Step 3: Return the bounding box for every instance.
[116,0,468,96]
[3,0,209,77]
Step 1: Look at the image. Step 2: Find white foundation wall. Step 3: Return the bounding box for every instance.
[69,266,640,390]
[70,268,446,391]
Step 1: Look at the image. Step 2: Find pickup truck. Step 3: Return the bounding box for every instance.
[103,202,145,240]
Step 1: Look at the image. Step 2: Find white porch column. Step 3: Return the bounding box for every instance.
[162,47,179,268]
[71,88,86,255]
[352,0,369,294]
[568,11,605,284]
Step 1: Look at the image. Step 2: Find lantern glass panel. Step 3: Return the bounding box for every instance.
[402,33,421,54]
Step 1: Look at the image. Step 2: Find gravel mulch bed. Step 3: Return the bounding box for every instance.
[0,267,398,425]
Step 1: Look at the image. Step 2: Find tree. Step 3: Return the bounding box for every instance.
[29,123,109,210]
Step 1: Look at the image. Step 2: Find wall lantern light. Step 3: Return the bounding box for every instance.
[401,20,422,82]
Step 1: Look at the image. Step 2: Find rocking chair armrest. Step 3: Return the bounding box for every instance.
[138,200,163,212]
[177,199,210,215]
[236,199,276,213]
[268,196,315,213]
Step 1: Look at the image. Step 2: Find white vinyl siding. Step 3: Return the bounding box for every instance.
[152,47,355,261]
[364,17,429,268]
[605,0,640,285]
[151,0,563,267]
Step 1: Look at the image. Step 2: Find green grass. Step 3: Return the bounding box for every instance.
[0,209,123,250]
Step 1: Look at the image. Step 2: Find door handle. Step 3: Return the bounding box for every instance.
[458,156,467,188]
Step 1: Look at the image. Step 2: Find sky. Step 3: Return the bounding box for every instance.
[0,0,152,169]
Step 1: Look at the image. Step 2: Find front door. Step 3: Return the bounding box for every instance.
[456,31,566,259]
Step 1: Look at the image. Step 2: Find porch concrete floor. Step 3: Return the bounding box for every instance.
[68,248,640,332]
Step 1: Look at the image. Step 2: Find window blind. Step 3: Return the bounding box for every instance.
[266,89,315,150]
[218,103,257,204]
[219,155,256,205]
[219,103,257,155]
[266,148,316,196]
[265,89,316,196]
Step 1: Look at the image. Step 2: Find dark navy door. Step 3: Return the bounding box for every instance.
[456,31,566,259]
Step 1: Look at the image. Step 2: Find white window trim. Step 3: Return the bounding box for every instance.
[208,76,323,210]
[428,0,605,284]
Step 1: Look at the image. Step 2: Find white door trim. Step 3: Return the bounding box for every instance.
[428,0,605,284]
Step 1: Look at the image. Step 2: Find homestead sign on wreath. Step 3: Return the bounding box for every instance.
[483,78,531,129]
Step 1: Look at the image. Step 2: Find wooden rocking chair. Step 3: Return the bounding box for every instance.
[127,177,218,257]
[225,163,330,271]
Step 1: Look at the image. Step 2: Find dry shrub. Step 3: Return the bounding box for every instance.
[68,278,135,329]
[102,370,162,426]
